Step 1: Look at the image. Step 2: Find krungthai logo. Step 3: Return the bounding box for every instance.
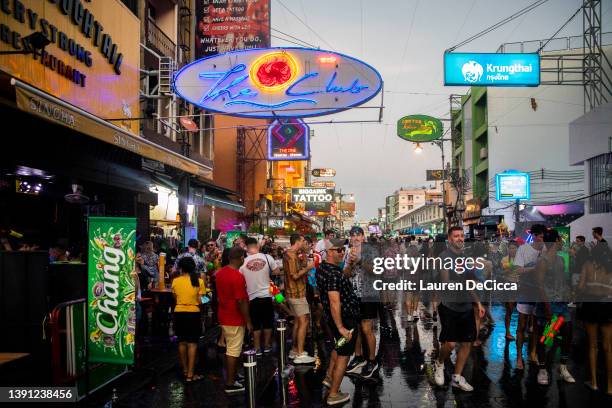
[461,61,483,83]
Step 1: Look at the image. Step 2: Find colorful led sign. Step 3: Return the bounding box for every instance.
[268,118,310,161]
[173,47,383,118]
[495,170,531,201]
[444,53,540,87]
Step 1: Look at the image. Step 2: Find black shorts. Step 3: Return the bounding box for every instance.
[174,312,202,343]
[359,301,379,320]
[250,297,274,330]
[438,304,476,343]
[329,317,358,356]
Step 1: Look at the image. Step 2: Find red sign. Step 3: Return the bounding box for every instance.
[196,0,271,58]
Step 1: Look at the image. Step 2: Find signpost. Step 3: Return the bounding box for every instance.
[311,168,336,177]
[426,169,447,181]
[87,217,136,365]
[495,171,531,201]
[397,115,444,142]
[292,188,335,203]
[173,47,383,118]
[267,118,310,161]
[444,53,540,87]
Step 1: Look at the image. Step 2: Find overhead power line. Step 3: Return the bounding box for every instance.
[537,6,583,53]
[271,27,319,48]
[274,0,336,51]
[446,0,549,52]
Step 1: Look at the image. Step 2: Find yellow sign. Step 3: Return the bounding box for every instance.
[15,83,212,179]
[0,0,139,133]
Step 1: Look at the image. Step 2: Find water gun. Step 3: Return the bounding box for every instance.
[539,314,564,346]
[270,281,285,303]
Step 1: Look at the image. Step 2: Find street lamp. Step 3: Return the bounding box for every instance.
[414,143,423,154]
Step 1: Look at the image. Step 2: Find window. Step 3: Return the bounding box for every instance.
[408,195,413,201]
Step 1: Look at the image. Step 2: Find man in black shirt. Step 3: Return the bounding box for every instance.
[316,238,359,406]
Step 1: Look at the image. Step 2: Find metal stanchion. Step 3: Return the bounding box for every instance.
[243,349,257,408]
[277,319,287,372]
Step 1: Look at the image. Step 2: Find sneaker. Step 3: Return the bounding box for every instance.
[346,356,366,374]
[434,361,445,386]
[322,376,332,388]
[559,365,575,383]
[256,350,263,357]
[224,382,245,394]
[327,391,350,406]
[537,369,549,385]
[451,375,474,392]
[263,347,272,354]
[360,361,379,379]
[293,352,315,364]
[288,350,297,360]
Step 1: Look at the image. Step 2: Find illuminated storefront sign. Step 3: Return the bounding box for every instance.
[0,0,140,133]
[311,168,336,177]
[496,170,531,201]
[444,53,540,87]
[173,47,383,118]
[397,115,443,142]
[312,180,336,188]
[292,188,334,203]
[268,118,310,161]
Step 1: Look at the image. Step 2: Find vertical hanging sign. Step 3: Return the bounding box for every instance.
[87,217,137,364]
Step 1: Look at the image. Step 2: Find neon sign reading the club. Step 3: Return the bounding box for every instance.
[173,47,383,119]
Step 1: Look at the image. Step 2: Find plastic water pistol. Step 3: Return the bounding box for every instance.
[539,314,564,346]
[269,281,285,303]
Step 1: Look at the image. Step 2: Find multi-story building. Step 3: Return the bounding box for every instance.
[394,188,427,219]
[392,204,445,236]
[450,35,612,235]
[385,194,397,232]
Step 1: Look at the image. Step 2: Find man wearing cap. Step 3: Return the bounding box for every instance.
[343,226,381,379]
[316,238,359,405]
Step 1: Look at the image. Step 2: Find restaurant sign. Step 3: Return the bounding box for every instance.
[88,217,136,365]
[397,115,443,143]
[173,47,383,118]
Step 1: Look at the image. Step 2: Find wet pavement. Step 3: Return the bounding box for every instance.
[85,304,612,408]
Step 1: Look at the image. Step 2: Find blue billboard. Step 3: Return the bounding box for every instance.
[496,171,531,201]
[444,53,540,87]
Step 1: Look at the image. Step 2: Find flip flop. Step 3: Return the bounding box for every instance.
[583,381,598,391]
[186,374,205,383]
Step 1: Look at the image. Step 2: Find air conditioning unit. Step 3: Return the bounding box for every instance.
[480,147,488,160]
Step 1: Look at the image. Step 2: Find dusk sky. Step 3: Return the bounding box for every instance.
[270,0,611,220]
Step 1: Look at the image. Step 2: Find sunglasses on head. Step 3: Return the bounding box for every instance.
[329,247,345,253]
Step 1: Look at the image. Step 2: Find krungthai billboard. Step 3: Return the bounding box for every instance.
[444,53,540,87]
[173,47,383,118]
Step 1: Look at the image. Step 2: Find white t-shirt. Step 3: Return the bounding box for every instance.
[314,239,332,260]
[514,243,541,268]
[239,253,276,300]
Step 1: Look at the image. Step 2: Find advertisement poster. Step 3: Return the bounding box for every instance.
[397,115,443,143]
[444,52,540,87]
[196,0,271,58]
[87,217,137,365]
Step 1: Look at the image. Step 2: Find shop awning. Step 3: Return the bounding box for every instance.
[203,189,246,213]
[289,211,320,226]
[11,79,213,179]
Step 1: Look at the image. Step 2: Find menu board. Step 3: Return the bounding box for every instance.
[196,0,271,58]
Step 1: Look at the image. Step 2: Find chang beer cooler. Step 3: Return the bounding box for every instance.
[69,216,137,400]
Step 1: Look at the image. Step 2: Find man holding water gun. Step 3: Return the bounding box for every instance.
[534,228,575,385]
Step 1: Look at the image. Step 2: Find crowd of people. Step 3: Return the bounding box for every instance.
[133,224,612,405]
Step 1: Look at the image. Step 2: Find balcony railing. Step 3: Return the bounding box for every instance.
[146,18,176,58]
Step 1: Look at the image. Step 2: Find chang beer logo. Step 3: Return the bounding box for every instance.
[95,245,126,335]
[397,115,444,143]
[461,61,483,83]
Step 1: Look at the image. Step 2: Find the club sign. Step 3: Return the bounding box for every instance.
[292,188,334,203]
[172,47,383,118]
